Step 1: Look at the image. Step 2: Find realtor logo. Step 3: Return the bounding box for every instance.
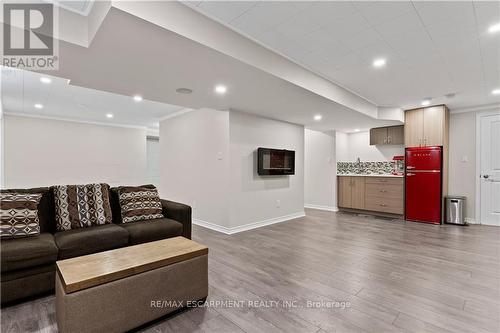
[1,2,58,69]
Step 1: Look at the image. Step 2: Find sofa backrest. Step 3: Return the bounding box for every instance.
[1,184,159,231]
[0,187,56,233]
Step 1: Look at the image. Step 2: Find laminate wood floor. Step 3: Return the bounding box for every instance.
[2,209,499,333]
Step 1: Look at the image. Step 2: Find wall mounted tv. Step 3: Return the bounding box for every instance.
[257,148,295,176]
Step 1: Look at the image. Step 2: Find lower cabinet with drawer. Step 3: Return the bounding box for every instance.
[338,176,404,216]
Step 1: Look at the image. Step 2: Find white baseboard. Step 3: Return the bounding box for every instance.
[304,204,339,212]
[465,217,478,224]
[192,219,232,234]
[193,211,305,235]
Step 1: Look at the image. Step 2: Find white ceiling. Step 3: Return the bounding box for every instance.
[1,67,184,129]
[52,0,95,16]
[33,7,399,132]
[184,1,500,110]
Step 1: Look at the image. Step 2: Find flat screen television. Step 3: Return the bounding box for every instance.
[257,148,295,175]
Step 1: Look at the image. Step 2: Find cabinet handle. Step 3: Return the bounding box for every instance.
[380,204,387,207]
[388,136,391,144]
[379,190,387,193]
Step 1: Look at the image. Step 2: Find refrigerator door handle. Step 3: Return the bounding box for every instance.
[407,173,415,176]
[407,166,415,169]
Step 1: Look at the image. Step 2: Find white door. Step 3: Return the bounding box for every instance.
[480,113,500,226]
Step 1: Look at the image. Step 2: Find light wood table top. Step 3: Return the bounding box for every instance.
[56,236,208,294]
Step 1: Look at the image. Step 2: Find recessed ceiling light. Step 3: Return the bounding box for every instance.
[40,77,51,84]
[421,99,431,106]
[176,88,193,94]
[488,22,500,34]
[215,85,227,95]
[106,113,114,119]
[492,88,500,95]
[133,95,143,102]
[314,114,322,121]
[34,103,43,109]
[354,129,360,132]
[372,58,386,68]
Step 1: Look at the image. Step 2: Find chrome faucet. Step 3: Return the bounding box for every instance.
[356,157,362,173]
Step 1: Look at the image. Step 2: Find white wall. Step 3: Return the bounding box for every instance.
[335,131,349,162]
[336,131,404,162]
[304,129,336,210]
[146,137,160,187]
[3,115,147,188]
[159,109,304,231]
[229,112,304,227]
[448,112,477,220]
[159,108,231,227]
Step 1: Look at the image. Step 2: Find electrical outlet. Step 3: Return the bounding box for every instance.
[461,155,468,162]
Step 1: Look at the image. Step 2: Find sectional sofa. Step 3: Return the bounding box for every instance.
[0,185,192,305]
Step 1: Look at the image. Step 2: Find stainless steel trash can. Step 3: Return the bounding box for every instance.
[445,196,466,225]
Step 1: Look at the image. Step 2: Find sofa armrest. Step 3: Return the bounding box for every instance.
[160,199,192,239]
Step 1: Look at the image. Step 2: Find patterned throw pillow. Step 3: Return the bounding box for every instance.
[0,193,43,238]
[52,183,113,231]
[118,186,164,223]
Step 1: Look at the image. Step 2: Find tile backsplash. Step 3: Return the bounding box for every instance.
[337,161,403,175]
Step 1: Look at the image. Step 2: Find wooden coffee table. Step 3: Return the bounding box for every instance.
[55,237,208,333]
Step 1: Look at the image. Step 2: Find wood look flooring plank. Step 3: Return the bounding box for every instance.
[2,209,499,333]
[392,312,456,333]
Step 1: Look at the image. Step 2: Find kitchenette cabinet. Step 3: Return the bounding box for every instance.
[338,176,403,216]
[338,176,365,210]
[364,177,404,214]
[370,125,404,145]
[404,105,449,147]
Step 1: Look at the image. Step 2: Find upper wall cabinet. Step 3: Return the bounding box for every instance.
[404,105,449,147]
[369,125,404,145]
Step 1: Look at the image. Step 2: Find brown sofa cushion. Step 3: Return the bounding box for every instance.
[54,224,129,259]
[0,192,43,239]
[118,218,183,245]
[52,183,113,231]
[117,186,164,223]
[1,233,58,272]
[1,264,55,304]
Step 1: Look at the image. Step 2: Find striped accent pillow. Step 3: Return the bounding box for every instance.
[52,183,113,231]
[118,186,163,223]
[0,193,43,239]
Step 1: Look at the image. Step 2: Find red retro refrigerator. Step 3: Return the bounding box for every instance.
[405,146,442,224]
